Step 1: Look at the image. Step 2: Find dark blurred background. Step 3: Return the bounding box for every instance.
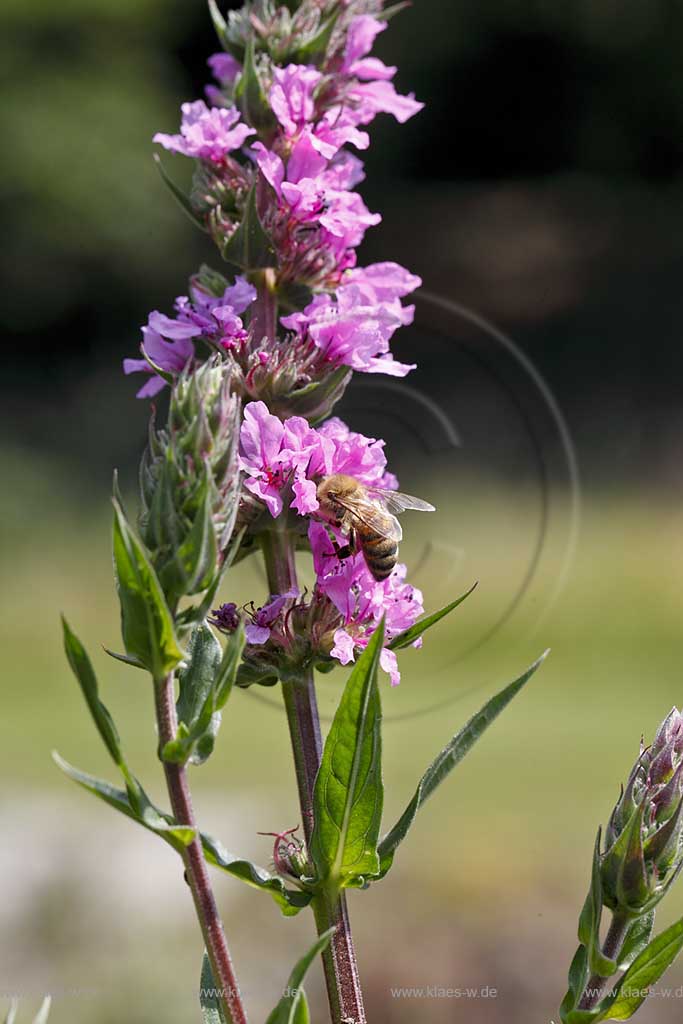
[3,2,683,1023]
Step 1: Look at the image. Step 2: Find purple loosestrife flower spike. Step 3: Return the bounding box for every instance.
[600,707,683,915]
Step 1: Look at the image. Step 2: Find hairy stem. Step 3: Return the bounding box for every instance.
[155,673,248,1024]
[261,526,367,1024]
[577,912,632,1010]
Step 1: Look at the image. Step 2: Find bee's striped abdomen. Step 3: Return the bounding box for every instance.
[360,529,399,581]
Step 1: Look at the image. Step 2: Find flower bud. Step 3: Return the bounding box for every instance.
[139,357,241,603]
[600,707,683,915]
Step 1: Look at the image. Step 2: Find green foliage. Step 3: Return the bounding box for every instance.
[62,616,124,767]
[222,184,276,271]
[199,954,227,1024]
[112,498,184,679]
[310,622,384,891]
[377,651,547,876]
[605,918,683,1020]
[264,930,335,1024]
[388,582,478,650]
[153,153,207,231]
[53,754,310,914]
[162,622,244,765]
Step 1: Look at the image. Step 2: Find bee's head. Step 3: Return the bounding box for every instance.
[316,474,358,517]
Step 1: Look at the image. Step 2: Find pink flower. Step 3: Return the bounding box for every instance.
[238,404,395,518]
[309,523,423,686]
[154,101,255,163]
[270,65,322,138]
[245,589,299,645]
[280,274,417,378]
[340,15,424,127]
[123,276,255,396]
[123,327,194,398]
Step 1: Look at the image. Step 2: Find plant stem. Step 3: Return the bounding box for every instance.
[249,268,277,345]
[261,527,368,1024]
[577,912,632,1010]
[155,673,248,1024]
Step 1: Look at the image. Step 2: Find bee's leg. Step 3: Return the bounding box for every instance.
[323,526,356,563]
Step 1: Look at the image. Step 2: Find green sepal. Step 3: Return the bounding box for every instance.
[377,651,547,876]
[235,661,279,688]
[310,621,384,890]
[234,36,277,137]
[222,185,276,271]
[199,953,227,1024]
[382,1,412,20]
[265,929,335,1024]
[277,280,313,313]
[153,154,207,231]
[62,617,124,767]
[281,367,352,424]
[112,497,184,680]
[388,582,478,650]
[53,754,311,914]
[291,8,341,64]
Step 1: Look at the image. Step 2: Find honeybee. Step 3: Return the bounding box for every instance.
[316,473,435,582]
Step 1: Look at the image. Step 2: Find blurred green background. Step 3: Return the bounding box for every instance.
[3,0,683,1021]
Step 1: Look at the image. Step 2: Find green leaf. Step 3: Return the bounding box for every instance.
[200,830,312,916]
[215,622,246,709]
[53,753,309,913]
[585,830,617,979]
[388,583,478,650]
[222,185,276,271]
[162,623,223,765]
[112,498,184,680]
[62,617,123,767]
[234,36,277,136]
[176,624,222,735]
[32,998,51,1024]
[265,930,335,1024]
[605,916,683,1020]
[153,154,207,231]
[103,647,146,671]
[200,953,227,1024]
[377,651,548,876]
[560,944,590,1021]
[618,912,655,971]
[52,753,195,848]
[310,622,384,889]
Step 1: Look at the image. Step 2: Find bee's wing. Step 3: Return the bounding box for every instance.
[365,487,436,516]
[336,493,403,542]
